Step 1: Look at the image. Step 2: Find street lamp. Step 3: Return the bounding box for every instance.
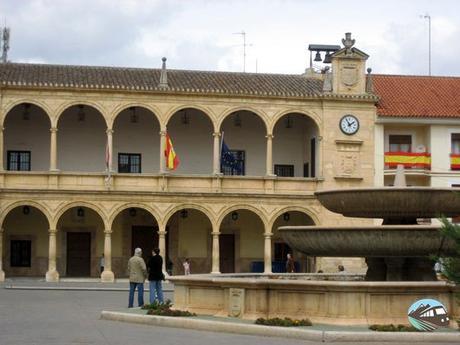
[420,13,431,76]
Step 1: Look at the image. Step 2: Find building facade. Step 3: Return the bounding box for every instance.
[0,34,395,282]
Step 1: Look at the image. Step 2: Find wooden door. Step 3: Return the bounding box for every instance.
[219,234,235,273]
[131,226,158,263]
[67,232,91,277]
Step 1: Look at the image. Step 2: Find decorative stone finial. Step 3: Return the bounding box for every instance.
[342,32,355,55]
[366,67,374,93]
[158,57,169,89]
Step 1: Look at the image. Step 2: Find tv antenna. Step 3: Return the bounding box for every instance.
[233,31,252,72]
[1,26,10,63]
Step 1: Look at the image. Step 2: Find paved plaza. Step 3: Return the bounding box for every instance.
[0,281,457,345]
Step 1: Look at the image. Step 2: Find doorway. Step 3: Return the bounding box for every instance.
[219,234,235,273]
[66,232,91,277]
[131,226,159,263]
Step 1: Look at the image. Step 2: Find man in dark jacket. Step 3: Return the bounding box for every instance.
[147,248,164,304]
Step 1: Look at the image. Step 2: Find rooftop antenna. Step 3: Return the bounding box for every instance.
[233,31,252,72]
[1,26,10,63]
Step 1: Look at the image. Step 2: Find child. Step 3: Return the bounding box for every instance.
[183,258,191,275]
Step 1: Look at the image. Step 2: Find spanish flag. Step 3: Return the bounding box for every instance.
[164,133,179,170]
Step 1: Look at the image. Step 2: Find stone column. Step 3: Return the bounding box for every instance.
[266,134,274,176]
[211,227,221,274]
[101,229,115,282]
[106,129,114,173]
[49,127,58,171]
[159,130,166,173]
[0,127,4,171]
[212,132,221,175]
[263,232,273,274]
[45,229,59,282]
[0,228,4,282]
[158,224,167,274]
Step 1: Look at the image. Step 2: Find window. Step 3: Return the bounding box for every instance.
[7,151,31,171]
[451,134,460,154]
[10,240,31,267]
[389,135,411,152]
[118,153,141,173]
[221,150,245,176]
[274,164,294,177]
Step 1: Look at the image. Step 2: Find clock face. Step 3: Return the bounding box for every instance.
[339,115,359,135]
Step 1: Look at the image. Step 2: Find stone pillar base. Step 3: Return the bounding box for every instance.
[45,270,59,282]
[0,270,4,282]
[211,271,221,274]
[101,270,115,283]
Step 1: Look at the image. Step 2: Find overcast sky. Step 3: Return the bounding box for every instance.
[1,0,459,76]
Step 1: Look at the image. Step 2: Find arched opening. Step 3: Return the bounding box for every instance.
[220,111,266,176]
[166,108,214,174]
[271,211,315,273]
[57,105,106,172]
[2,205,49,277]
[56,206,104,277]
[166,208,213,275]
[111,207,158,277]
[4,103,51,171]
[113,107,160,173]
[219,209,264,273]
[273,113,319,177]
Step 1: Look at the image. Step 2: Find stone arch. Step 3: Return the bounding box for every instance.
[55,101,108,127]
[217,204,268,229]
[110,103,162,129]
[217,106,269,134]
[0,200,52,228]
[162,204,216,227]
[269,109,322,135]
[2,100,53,127]
[53,201,108,230]
[164,105,216,130]
[108,203,160,229]
[268,206,319,231]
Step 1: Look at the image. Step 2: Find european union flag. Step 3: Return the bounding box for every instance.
[221,139,241,173]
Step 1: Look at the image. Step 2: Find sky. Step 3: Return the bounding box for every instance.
[1,0,459,76]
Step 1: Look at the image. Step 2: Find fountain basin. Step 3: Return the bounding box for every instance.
[169,274,459,326]
[278,225,457,257]
[315,188,460,218]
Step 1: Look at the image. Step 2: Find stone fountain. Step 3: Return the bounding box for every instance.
[278,166,459,281]
[169,167,459,325]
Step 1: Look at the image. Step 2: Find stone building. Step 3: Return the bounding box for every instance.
[4,33,457,283]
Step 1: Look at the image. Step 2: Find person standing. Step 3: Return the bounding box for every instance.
[147,248,165,304]
[128,248,147,308]
[286,253,295,273]
[183,258,191,275]
[100,253,105,274]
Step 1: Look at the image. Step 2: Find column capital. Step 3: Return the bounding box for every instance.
[50,127,58,133]
[48,229,57,234]
[159,130,167,136]
[158,230,167,236]
[211,231,221,236]
[106,128,114,135]
[263,232,273,238]
[212,132,221,138]
[104,229,112,234]
[265,133,274,140]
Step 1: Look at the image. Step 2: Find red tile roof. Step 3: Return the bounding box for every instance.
[373,74,460,118]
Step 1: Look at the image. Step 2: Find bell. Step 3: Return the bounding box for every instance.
[323,52,332,64]
[314,51,322,62]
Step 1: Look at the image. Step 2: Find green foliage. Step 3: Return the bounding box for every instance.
[141,299,196,317]
[439,217,460,284]
[255,317,312,327]
[369,324,418,332]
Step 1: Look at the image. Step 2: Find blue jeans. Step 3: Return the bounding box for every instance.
[149,280,164,304]
[128,282,144,308]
